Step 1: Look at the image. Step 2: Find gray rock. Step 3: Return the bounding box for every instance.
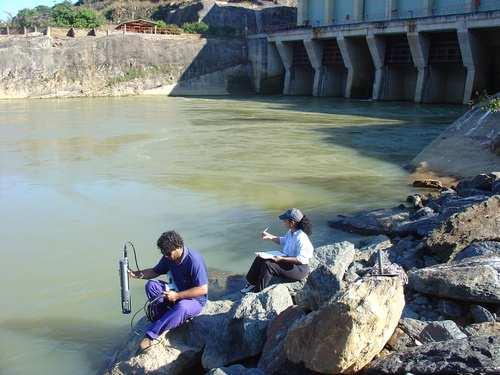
[392,214,443,238]
[386,327,417,352]
[493,179,500,194]
[407,194,424,209]
[297,242,355,310]
[410,207,435,221]
[364,335,500,375]
[257,306,309,375]
[206,365,264,375]
[285,277,405,374]
[308,241,356,271]
[408,256,500,305]
[387,238,425,270]
[418,320,467,343]
[435,299,467,320]
[328,206,410,235]
[470,305,496,323]
[412,179,443,190]
[105,299,234,375]
[468,172,500,192]
[454,241,500,261]
[399,318,429,339]
[355,235,392,264]
[464,322,500,337]
[424,195,500,262]
[203,284,293,369]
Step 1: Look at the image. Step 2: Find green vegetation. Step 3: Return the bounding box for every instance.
[155,20,167,28]
[181,21,209,34]
[472,90,500,113]
[11,1,105,29]
[8,1,241,36]
[180,22,240,36]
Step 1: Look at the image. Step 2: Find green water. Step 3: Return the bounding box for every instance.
[0,96,463,374]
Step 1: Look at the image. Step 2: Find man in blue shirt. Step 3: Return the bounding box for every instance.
[129,231,208,351]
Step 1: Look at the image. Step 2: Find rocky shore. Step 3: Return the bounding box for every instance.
[104,171,500,375]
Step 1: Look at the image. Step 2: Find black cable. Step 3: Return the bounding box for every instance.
[125,241,141,272]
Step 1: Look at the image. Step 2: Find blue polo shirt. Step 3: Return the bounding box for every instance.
[153,247,208,305]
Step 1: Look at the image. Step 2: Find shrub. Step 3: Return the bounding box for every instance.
[155,20,167,28]
[472,90,500,113]
[12,1,104,29]
[181,21,209,34]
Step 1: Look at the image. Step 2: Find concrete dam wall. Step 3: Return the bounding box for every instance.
[253,8,500,104]
[0,33,250,98]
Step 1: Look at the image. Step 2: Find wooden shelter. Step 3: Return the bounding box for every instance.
[115,19,158,34]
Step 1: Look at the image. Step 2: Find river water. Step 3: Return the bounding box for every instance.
[0,96,463,375]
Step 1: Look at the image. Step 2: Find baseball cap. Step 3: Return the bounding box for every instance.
[279,208,304,222]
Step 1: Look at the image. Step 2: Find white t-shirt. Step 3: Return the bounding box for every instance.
[279,229,314,265]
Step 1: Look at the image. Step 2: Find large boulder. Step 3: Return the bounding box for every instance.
[106,284,293,374]
[408,256,500,305]
[203,284,293,369]
[296,242,355,310]
[464,322,500,337]
[105,299,234,375]
[257,306,312,375]
[418,321,467,343]
[424,195,500,261]
[354,235,392,264]
[284,276,405,374]
[364,335,500,375]
[454,241,500,261]
[328,206,410,235]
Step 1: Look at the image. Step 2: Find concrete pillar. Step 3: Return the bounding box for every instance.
[324,0,334,25]
[407,31,430,103]
[423,0,433,16]
[386,0,397,20]
[24,27,27,36]
[337,34,355,98]
[6,26,9,36]
[275,40,294,95]
[297,0,309,25]
[45,26,51,37]
[154,25,157,34]
[353,0,365,21]
[465,0,476,12]
[304,39,324,96]
[366,32,386,100]
[457,22,482,104]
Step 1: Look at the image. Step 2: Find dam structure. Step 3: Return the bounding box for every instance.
[248,0,500,104]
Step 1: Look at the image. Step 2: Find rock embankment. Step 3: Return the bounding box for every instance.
[0,33,250,98]
[411,103,500,178]
[105,172,500,375]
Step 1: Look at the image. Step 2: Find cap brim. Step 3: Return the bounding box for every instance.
[278,213,289,220]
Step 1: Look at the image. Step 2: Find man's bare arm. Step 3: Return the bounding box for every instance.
[176,284,208,300]
[129,268,160,280]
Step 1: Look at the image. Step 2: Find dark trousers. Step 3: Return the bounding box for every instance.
[246,257,309,292]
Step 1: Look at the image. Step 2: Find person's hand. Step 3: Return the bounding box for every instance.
[273,256,284,263]
[262,230,274,241]
[128,269,143,279]
[163,290,179,303]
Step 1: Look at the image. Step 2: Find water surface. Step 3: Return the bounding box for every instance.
[0,96,464,375]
